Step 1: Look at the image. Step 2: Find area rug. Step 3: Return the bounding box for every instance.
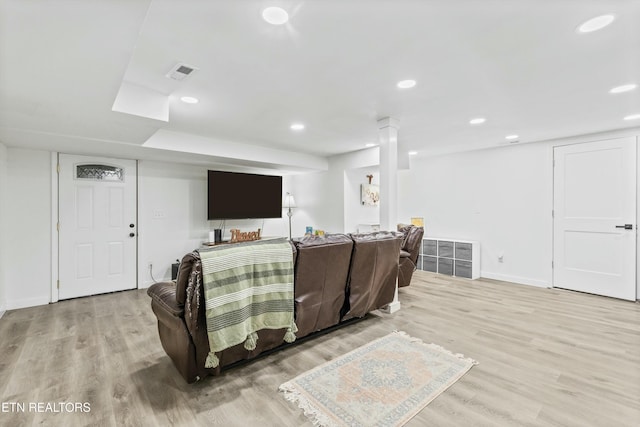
[279,331,478,427]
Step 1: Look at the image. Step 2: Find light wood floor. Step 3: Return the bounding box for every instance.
[1,271,639,426]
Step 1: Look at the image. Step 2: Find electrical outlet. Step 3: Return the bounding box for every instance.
[498,254,504,263]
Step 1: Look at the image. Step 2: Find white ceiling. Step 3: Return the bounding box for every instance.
[1,0,639,172]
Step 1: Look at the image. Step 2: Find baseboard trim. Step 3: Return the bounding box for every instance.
[480,271,549,288]
[7,296,50,310]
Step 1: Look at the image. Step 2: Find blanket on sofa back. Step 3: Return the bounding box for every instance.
[199,238,298,368]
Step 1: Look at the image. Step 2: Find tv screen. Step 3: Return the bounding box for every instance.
[208,171,283,220]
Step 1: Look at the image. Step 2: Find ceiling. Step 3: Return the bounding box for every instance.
[1,0,639,172]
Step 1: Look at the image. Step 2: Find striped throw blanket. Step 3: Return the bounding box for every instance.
[200,238,297,368]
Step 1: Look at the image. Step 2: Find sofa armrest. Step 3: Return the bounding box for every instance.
[147,281,199,383]
[147,281,184,317]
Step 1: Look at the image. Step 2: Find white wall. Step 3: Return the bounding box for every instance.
[4,148,52,309]
[399,142,553,287]
[138,160,209,287]
[0,142,7,316]
[137,161,291,287]
[4,134,637,308]
[0,153,294,304]
[398,132,640,297]
[344,167,380,233]
[298,131,639,298]
[286,170,332,237]
[288,148,380,236]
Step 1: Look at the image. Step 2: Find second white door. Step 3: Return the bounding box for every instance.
[553,137,636,301]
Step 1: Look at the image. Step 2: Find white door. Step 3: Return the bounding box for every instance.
[553,137,636,301]
[58,154,137,299]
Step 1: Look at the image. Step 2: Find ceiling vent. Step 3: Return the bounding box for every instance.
[166,63,198,81]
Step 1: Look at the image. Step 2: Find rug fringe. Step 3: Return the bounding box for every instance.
[279,383,338,427]
[392,330,479,365]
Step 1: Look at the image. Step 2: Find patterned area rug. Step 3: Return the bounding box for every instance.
[279,331,478,427]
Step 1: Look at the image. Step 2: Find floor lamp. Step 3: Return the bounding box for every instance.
[284,192,296,239]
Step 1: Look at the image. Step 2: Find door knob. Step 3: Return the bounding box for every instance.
[615,224,633,230]
[129,232,135,237]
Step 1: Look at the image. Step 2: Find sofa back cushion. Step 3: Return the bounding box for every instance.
[292,234,353,338]
[343,231,403,320]
[397,223,412,248]
[397,224,424,262]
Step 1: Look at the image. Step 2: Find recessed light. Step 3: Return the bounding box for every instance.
[262,7,289,25]
[180,96,199,104]
[505,134,519,140]
[397,80,417,89]
[610,84,637,94]
[469,117,486,125]
[577,14,615,33]
[365,143,376,147]
[623,114,640,121]
[408,151,418,156]
[290,123,305,131]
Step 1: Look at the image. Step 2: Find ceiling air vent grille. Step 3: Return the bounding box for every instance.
[166,63,198,81]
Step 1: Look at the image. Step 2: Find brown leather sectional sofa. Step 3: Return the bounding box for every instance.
[398,224,425,287]
[147,231,403,383]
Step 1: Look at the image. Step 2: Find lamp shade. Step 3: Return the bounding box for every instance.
[284,192,296,209]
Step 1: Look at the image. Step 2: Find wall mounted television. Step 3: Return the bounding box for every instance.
[207,170,283,220]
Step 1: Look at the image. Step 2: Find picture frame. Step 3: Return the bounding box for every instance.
[361,184,380,206]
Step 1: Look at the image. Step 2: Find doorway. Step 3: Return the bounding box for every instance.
[58,154,137,300]
[552,137,637,301]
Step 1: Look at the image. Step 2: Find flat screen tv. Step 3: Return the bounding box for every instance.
[207,171,282,220]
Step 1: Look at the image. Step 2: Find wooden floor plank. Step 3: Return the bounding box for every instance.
[0,271,639,426]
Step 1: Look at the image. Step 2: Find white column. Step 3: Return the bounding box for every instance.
[378,117,399,231]
[378,117,401,314]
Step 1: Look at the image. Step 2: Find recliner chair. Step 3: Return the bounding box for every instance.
[397,224,424,287]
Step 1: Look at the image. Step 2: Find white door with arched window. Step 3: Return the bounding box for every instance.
[58,154,137,300]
